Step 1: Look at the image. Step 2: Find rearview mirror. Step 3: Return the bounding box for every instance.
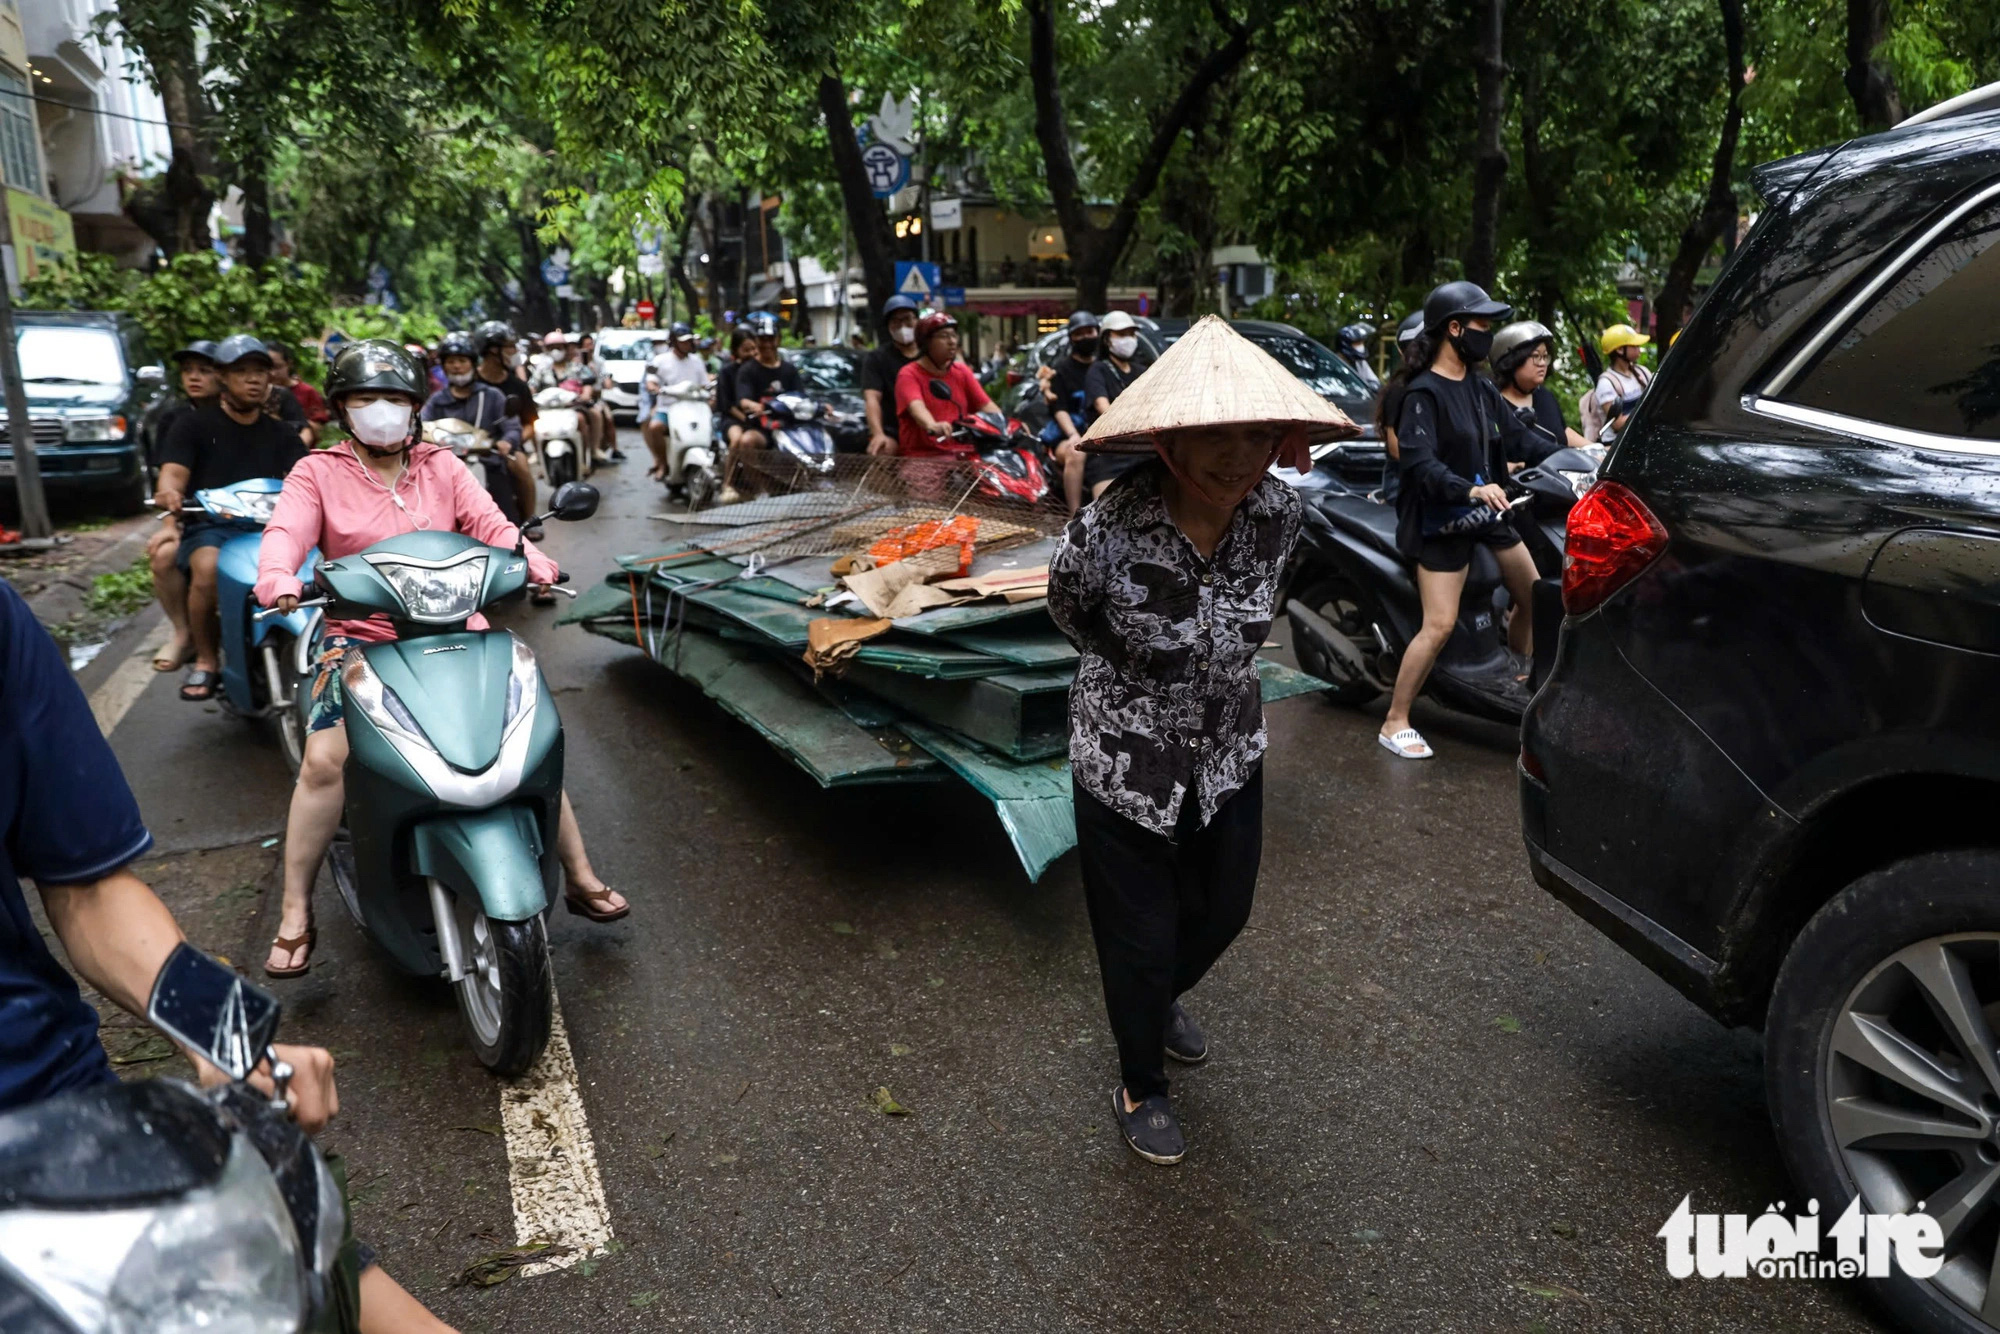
[929,378,954,404]
[146,943,281,1081]
[550,481,599,521]
[136,364,165,384]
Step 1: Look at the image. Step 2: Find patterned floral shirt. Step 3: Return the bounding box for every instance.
[1048,460,1302,836]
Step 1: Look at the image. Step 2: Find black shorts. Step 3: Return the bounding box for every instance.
[1416,524,1521,573]
[175,519,260,574]
[1083,450,1146,490]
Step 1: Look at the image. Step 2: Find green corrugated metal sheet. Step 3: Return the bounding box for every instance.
[647,628,938,787]
[898,722,1076,882]
[1255,657,1334,703]
[937,625,1078,667]
[844,666,1070,761]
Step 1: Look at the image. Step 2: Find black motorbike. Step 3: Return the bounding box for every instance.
[0,946,353,1333]
[1282,442,1600,725]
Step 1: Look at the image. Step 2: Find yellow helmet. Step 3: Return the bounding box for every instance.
[1599,323,1651,357]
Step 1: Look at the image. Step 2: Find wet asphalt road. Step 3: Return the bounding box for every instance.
[87,429,1888,1332]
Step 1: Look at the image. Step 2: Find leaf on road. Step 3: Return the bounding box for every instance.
[1492,1015,1522,1034]
[452,1241,571,1287]
[450,1124,502,1137]
[629,1291,658,1308]
[871,1086,912,1116]
[1351,1228,1384,1244]
[830,921,856,935]
[104,1030,176,1066]
[889,1043,912,1057]
[1549,1221,1578,1239]
[646,1130,678,1160]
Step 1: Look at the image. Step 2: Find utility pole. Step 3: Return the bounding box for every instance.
[0,189,50,543]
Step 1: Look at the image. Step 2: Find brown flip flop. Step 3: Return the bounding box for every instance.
[563,884,629,923]
[264,923,316,978]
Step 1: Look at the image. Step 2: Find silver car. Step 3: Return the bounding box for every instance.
[594,329,661,421]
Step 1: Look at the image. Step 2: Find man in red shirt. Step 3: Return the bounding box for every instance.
[894,313,996,457]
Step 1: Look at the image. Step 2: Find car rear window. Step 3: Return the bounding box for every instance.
[1784,194,2000,440]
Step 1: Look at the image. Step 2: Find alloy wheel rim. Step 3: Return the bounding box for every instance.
[1827,932,2000,1322]
[1312,591,1394,691]
[456,898,504,1047]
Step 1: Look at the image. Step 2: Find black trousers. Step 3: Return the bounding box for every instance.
[1074,767,1264,1100]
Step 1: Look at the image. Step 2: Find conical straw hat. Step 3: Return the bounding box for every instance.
[1081,314,1359,452]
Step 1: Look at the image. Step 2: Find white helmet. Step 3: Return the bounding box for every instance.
[1101,310,1138,333]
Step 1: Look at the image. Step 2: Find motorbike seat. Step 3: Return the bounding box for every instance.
[1306,491,1404,566]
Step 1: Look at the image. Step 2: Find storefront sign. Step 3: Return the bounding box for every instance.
[7,189,74,282]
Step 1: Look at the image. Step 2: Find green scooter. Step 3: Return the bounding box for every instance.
[276,482,599,1075]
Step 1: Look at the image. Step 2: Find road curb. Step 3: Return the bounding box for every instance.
[0,511,161,642]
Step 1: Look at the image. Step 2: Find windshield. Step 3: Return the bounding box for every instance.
[19,327,124,386]
[1252,332,1372,398]
[792,348,861,391]
[598,333,659,361]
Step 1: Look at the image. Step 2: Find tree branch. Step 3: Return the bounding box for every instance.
[1026,0,1093,247]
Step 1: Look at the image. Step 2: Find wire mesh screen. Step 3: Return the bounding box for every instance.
[666,451,1072,567]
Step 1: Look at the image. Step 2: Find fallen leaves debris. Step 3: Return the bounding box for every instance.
[452,1241,572,1287]
[871,1086,912,1116]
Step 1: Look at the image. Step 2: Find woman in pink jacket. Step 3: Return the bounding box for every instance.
[255,341,628,978]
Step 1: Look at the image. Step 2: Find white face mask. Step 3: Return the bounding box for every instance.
[1108,335,1138,359]
[446,370,474,389]
[891,325,916,346]
[348,398,412,448]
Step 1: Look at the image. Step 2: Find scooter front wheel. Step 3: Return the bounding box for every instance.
[444,883,552,1077]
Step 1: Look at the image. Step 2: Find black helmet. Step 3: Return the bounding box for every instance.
[1337,323,1375,348]
[669,321,693,340]
[326,339,425,405]
[172,339,219,366]
[472,320,515,356]
[1067,309,1099,333]
[1422,281,1511,334]
[1395,311,1425,347]
[748,312,779,338]
[1491,320,1556,378]
[436,330,477,361]
[213,333,273,369]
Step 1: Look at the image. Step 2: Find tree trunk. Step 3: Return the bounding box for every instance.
[1655,0,1745,352]
[818,69,899,320]
[670,190,701,321]
[514,216,557,332]
[1028,0,1255,312]
[1464,0,1507,290]
[240,153,273,268]
[694,198,723,324]
[138,35,214,257]
[1844,0,1904,130]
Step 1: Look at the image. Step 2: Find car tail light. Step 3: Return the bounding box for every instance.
[1563,479,1668,614]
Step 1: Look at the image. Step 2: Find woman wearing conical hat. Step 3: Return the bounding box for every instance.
[1047,315,1355,1164]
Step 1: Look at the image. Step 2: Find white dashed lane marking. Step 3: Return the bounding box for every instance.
[91,629,170,736]
[500,990,613,1275]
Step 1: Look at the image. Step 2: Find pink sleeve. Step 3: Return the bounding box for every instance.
[254,462,323,606]
[449,459,560,585]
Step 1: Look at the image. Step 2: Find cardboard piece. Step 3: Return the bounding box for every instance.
[803,616,893,681]
[842,561,975,620]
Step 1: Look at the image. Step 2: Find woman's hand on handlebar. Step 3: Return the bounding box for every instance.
[275,594,299,616]
[1469,482,1510,512]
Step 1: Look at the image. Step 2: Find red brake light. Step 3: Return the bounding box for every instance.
[1563,479,1668,614]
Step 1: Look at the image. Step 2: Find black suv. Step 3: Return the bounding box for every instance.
[0,311,165,514]
[1521,103,2000,1332]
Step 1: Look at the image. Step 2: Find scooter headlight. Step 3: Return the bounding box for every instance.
[0,1136,303,1334]
[504,632,538,730]
[369,552,488,623]
[342,652,437,754]
[1557,469,1598,497]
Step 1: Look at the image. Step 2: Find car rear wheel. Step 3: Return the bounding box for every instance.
[1768,851,2000,1334]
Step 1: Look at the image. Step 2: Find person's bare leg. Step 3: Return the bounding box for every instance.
[642,418,667,477]
[1496,542,1539,657]
[186,546,224,675]
[1061,441,1084,513]
[150,524,192,669]
[556,791,627,912]
[507,452,537,518]
[1382,565,1468,738]
[358,1264,459,1334]
[269,724,348,974]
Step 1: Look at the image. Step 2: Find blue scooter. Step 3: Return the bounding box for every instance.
[175,477,319,770]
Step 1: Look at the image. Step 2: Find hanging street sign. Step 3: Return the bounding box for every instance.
[635,299,657,323]
[930,197,963,231]
[940,285,967,308]
[636,252,665,277]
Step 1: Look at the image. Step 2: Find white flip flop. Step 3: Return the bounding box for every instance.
[1378,727,1434,759]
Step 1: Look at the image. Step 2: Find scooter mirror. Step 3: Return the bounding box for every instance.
[549,481,600,521]
[146,943,282,1082]
[929,378,954,403]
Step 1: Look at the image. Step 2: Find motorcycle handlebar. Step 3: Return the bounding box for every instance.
[254,597,327,621]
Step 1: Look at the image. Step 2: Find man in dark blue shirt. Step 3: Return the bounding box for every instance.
[0,575,336,1120]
